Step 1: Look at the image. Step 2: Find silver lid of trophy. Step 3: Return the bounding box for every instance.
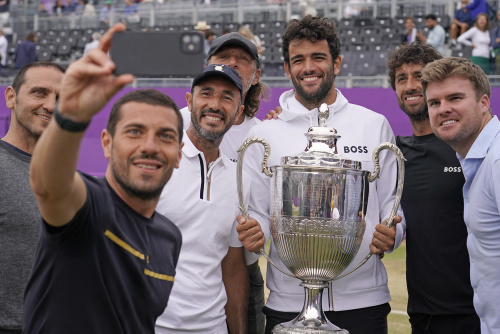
[281,103,362,169]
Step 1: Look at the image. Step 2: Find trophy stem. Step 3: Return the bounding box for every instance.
[272,281,349,334]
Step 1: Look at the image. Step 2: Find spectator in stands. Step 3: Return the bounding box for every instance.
[194,21,211,61]
[204,29,215,49]
[0,29,8,68]
[83,31,101,55]
[54,0,65,16]
[422,56,500,334]
[451,0,472,47]
[401,17,417,44]
[0,0,10,28]
[491,9,500,73]
[0,0,9,28]
[417,14,446,54]
[466,0,487,22]
[387,42,480,334]
[100,0,114,26]
[74,0,85,15]
[457,13,491,74]
[82,0,95,16]
[238,25,263,55]
[14,32,37,69]
[0,61,65,334]
[123,0,139,23]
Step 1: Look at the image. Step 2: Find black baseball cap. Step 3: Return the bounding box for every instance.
[191,64,243,99]
[207,32,259,61]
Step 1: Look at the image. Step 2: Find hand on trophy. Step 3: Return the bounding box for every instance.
[369,215,402,255]
[236,215,266,253]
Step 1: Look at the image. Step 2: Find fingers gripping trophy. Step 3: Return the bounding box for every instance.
[237,104,405,334]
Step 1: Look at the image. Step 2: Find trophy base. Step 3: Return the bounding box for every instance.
[272,323,349,334]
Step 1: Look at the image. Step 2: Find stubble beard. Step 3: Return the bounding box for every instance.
[111,155,167,201]
[292,70,335,108]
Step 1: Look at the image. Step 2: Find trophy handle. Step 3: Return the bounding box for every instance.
[236,137,296,279]
[334,142,405,281]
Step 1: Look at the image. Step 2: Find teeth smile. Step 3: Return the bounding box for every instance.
[136,164,158,170]
[442,120,457,125]
[37,114,51,121]
[406,96,420,101]
[303,77,319,82]
[205,116,222,121]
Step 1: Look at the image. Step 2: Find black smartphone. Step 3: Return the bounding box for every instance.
[111,31,204,77]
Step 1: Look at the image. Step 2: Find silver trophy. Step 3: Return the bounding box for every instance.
[237,104,405,333]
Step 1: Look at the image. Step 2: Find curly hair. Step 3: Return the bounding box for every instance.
[282,15,341,66]
[386,42,443,90]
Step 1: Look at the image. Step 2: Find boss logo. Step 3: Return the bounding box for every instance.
[344,146,368,154]
[444,167,462,172]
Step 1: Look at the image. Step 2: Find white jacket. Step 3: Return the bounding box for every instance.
[243,89,405,312]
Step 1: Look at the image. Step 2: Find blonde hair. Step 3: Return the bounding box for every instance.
[421,57,491,101]
[238,26,255,40]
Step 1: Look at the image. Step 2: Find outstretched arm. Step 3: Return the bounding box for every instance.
[30,23,134,227]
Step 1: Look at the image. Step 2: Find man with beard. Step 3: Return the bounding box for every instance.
[0,61,64,333]
[24,24,183,332]
[422,57,500,333]
[236,15,404,334]
[387,42,480,333]
[155,64,249,333]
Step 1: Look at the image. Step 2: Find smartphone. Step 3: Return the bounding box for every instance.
[111,31,204,77]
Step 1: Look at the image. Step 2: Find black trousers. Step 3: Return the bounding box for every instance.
[264,303,391,334]
[409,313,480,334]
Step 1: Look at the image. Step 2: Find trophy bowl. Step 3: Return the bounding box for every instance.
[237,104,405,334]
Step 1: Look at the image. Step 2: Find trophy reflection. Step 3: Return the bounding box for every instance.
[237,104,405,333]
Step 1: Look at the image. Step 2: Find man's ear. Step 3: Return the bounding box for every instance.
[284,62,292,81]
[5,86,16,110]
[101,129,112,159]
[186,92,192,112]
[333,55,342,76]
[252,68,261,86]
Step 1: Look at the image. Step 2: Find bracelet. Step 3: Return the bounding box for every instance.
[53,104,90,133]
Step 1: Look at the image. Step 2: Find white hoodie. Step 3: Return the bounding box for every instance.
[243,89,405,312]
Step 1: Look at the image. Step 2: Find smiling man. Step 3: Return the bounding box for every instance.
[155,64,249,334]
[24,24,183,332]
[236,15,404,334]
[0,62,64,333]
[422,57,500,333]
[387,43,479,333]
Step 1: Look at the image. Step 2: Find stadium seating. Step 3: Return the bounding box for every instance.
[3,9,459,78]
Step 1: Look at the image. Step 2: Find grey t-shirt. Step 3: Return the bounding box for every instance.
[0,140,40,332]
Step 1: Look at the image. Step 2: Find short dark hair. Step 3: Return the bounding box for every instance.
[386,42,443,90]
[107,89,183,143]
[282,15,341,66]
[425,14,437,21]
[11,61,66,94]
[26,32,37,42]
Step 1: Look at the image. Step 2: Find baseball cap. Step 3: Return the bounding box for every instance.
[191,64,243,99]
[207,32,259,61]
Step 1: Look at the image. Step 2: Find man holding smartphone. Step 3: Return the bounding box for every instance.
[23,24,183,332]
[179,32,268,333]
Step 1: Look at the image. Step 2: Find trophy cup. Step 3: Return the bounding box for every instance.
[237,104,405,333]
